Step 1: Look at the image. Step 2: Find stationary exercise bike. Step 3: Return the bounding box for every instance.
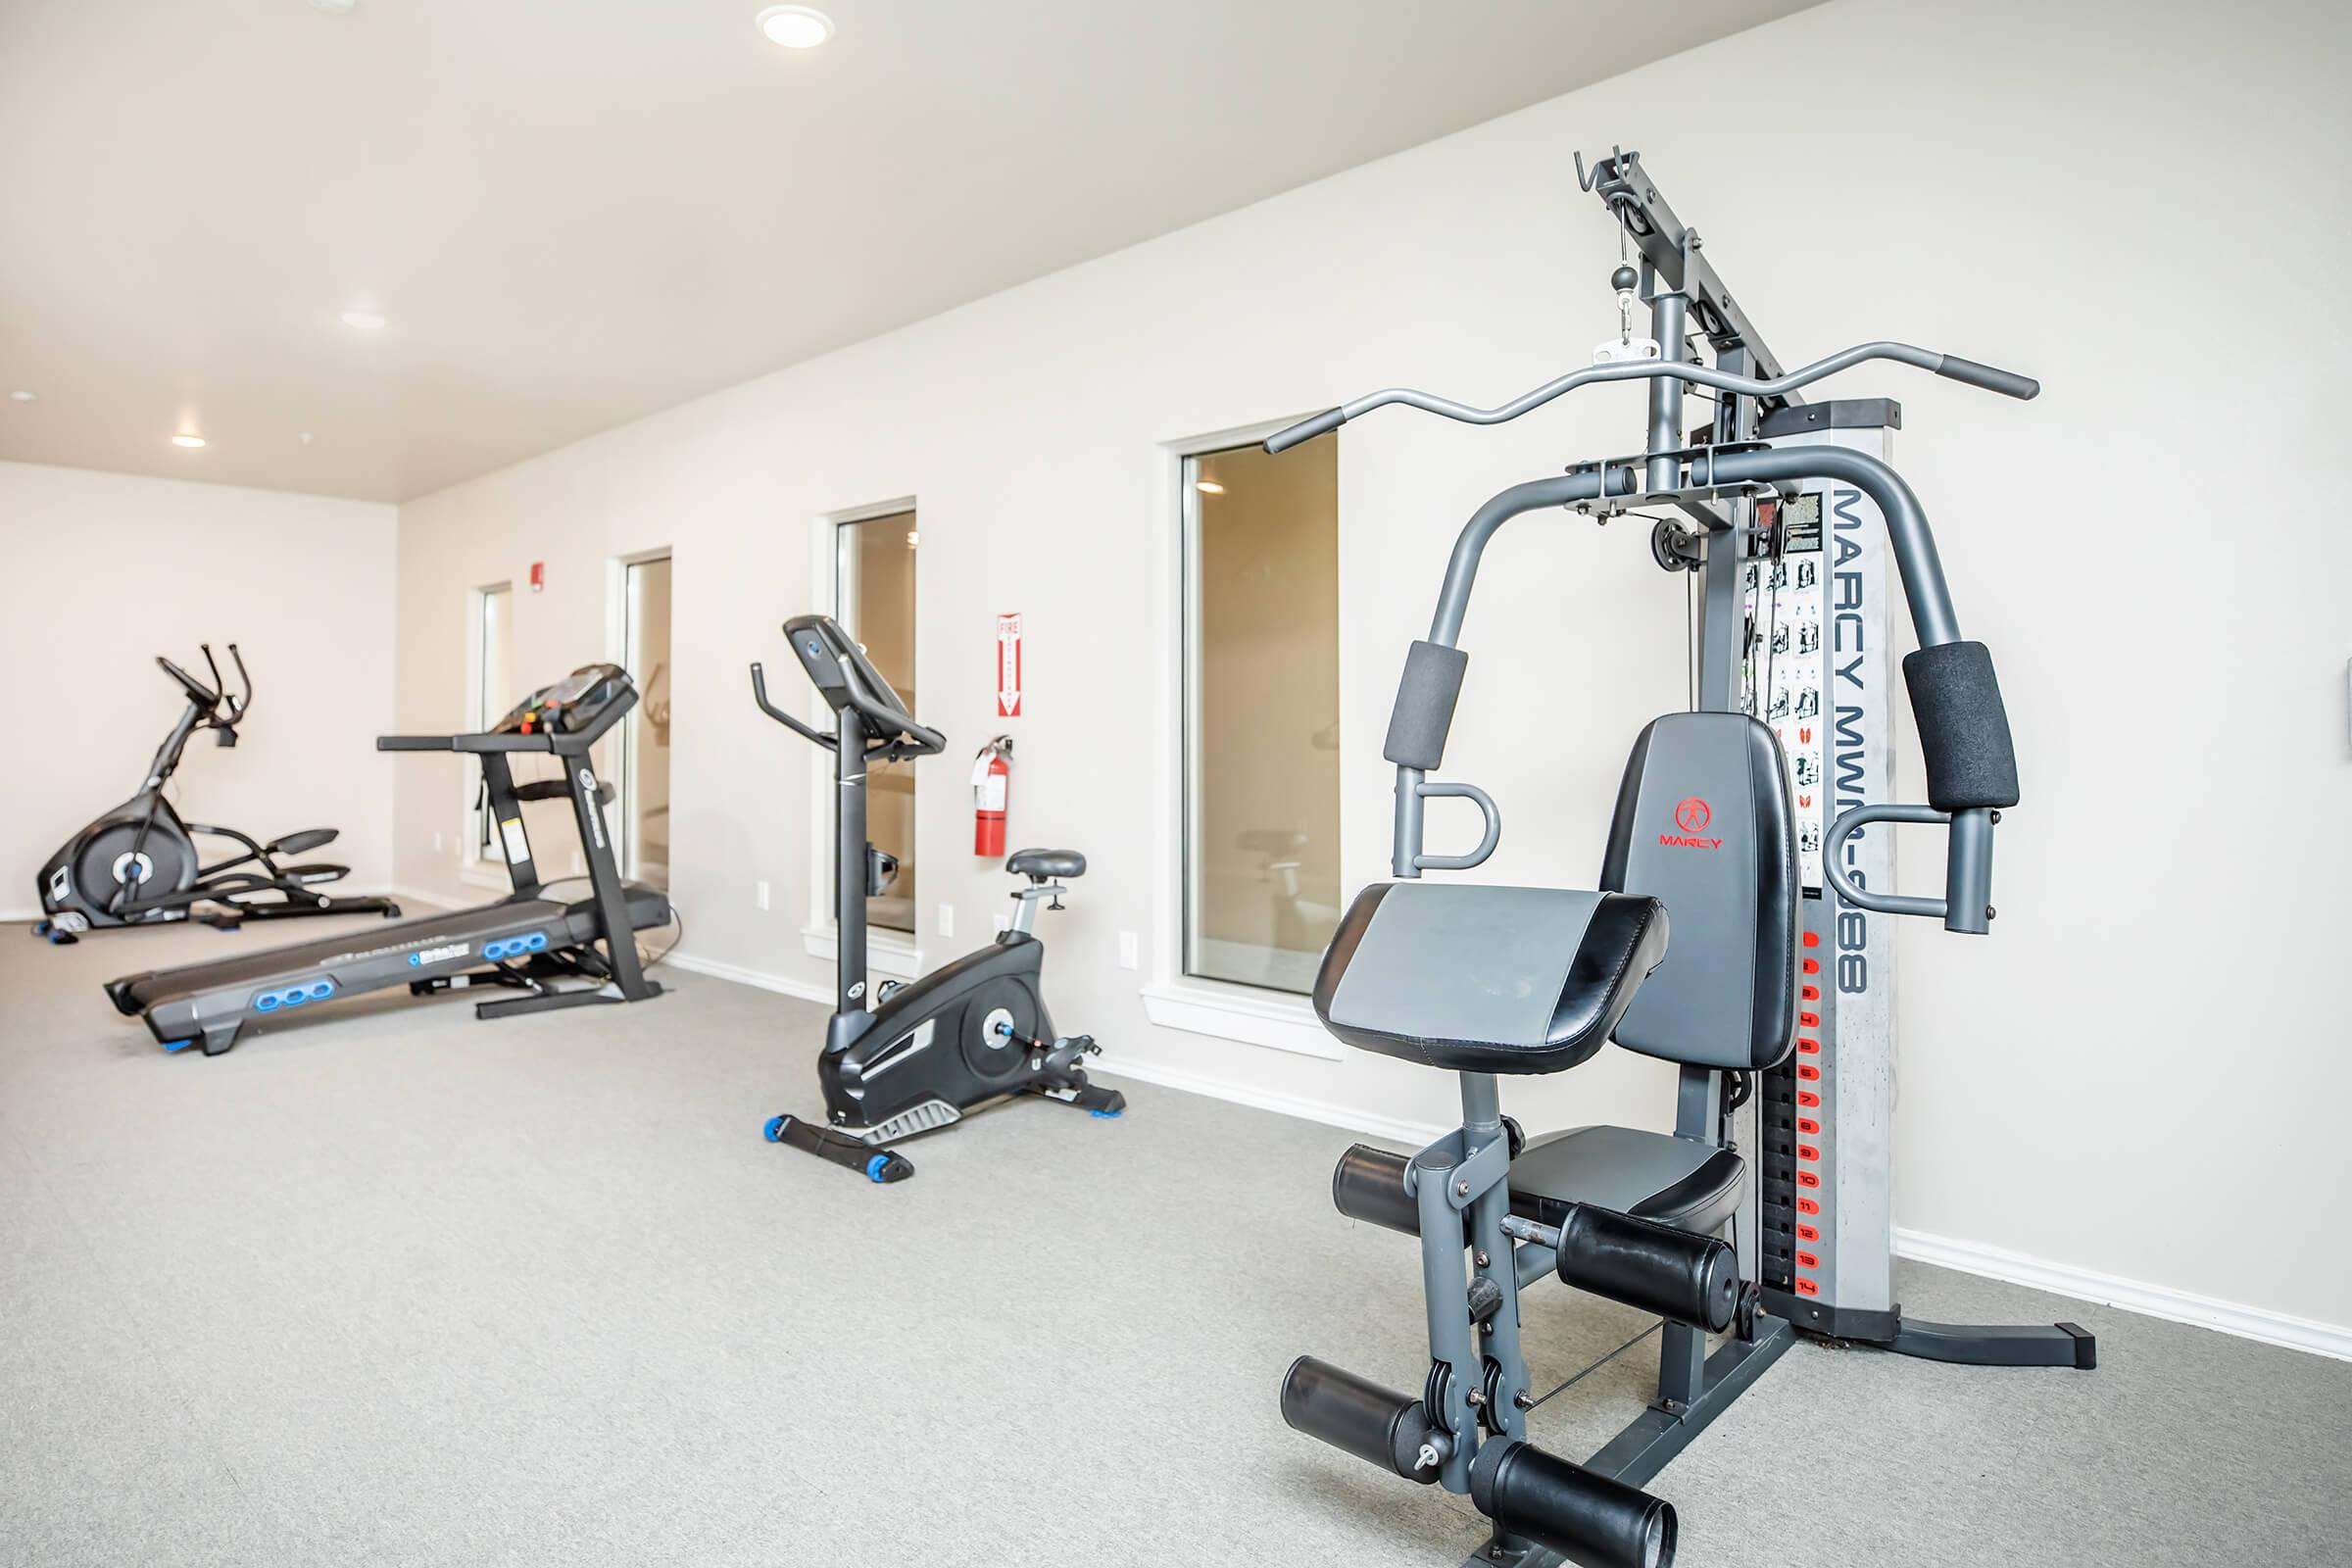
[751,614,1123,1183]
[33,643,400,944]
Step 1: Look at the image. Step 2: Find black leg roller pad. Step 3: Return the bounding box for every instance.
[1550,1204,1739,1334]
[1470,1439,1677,1568]
[1279,1356,1443,1483]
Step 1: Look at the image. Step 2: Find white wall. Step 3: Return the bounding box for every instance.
[392,0,2352,1335]
[1,461,399,914]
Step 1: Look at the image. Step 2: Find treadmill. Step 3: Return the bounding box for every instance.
[106,663,672,1056]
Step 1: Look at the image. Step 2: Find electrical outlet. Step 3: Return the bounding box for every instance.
[938,903,955,938]
[757,880,771,911]
[432,829,445,854]
[1118,931,1139,971]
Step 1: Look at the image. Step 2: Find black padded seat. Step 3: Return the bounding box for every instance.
[1312,882,1666,1075]
[1006,849,1086,879]
[1509,1125,1744,1236]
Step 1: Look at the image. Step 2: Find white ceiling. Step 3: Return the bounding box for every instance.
[0,0,1810,503]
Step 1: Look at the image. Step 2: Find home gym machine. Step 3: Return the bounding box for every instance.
[33,643,400,942]
[1271,149,2093,1568]
[751,614,1122,1183]
[106,662,671,1055]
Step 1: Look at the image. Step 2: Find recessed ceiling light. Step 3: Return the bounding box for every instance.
[340,310,386,330]
[172,434,207,449]
[8,390,32,402]
[756,5,834,48]
[1196,480,1226,495]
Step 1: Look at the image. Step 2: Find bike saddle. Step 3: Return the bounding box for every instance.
[1006,849,1086,880]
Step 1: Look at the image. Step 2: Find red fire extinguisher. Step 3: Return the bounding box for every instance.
[972,736,1014,858]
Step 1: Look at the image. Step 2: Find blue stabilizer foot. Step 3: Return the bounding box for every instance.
[864,1154,891,1182]
[1091,1108,1123,1118]
[161,1039,194,1054]
[762,1115,787,1143]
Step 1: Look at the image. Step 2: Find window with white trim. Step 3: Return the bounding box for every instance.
[1182,434,1341,994]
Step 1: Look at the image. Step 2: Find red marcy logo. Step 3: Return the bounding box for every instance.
[1660,797,1724,852]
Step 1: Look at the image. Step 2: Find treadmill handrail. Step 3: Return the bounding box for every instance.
[378,733,559,753]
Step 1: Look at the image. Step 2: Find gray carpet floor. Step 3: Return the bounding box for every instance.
[3,912,2346,1567]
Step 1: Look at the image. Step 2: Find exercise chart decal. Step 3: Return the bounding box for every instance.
[1743,493,1826,888]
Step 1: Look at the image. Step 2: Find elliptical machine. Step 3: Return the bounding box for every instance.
[33,643,400,944]
[751,614,1122,1183]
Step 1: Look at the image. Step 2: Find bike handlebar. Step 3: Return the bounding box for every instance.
[750,662,839,751]
[1264,340,2038,454]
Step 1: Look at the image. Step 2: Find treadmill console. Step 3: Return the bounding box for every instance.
[494,663,637,736]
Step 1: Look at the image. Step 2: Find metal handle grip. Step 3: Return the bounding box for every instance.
[1933,354,2039,400]
[1822,802,1999,934]
[1413,780,1500,871]
[1265,407,1346,454]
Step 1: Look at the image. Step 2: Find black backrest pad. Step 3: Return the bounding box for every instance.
[1902,640,2020,811]
[1601,712,1798,1070]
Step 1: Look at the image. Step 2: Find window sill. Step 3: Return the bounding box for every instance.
[802,925,923,981]
[1140,979,1343,1061]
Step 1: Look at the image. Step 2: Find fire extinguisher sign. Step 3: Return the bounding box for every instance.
[995,612,1023,718]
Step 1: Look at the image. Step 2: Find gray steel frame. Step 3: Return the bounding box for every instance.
[1276,149,2090,1568]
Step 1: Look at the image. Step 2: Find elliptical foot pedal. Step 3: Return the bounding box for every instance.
[1075,1084,1126,1118]
[765,1113,916,1183]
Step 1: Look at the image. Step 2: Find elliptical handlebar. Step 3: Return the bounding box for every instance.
[1263,340,2038,455]
[219,643,252,722]
[155,643,255,726]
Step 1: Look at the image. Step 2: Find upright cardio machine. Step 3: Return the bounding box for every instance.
[107,663,671,1055]
[1273,150,2092,1568]
[33,643,400,942]
[751,614,1122,1182]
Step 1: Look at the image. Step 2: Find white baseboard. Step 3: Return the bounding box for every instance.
[1894,1227,2352,1363]
[661,950,831,1004]
[1090,1054,1447,1148]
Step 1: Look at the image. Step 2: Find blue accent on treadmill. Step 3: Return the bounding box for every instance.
[524,931,548,952]
[280,989,307,1006]
[407,953,423,966]
[309,981,334,1000]
[865,1154,890,1182]
[255,993,279,1011]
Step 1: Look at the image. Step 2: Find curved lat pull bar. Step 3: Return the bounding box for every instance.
[1266,342,2038,455]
